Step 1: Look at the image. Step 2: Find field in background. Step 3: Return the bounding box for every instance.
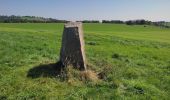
[0,23,170,99]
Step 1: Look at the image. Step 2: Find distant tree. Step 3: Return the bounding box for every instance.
[126,20,133,25]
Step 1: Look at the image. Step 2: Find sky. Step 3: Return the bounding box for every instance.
[0,0,170,21]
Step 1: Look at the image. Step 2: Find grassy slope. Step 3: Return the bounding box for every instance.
[0,23,170,99]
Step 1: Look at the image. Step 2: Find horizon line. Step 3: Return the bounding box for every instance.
[1,14,170,22]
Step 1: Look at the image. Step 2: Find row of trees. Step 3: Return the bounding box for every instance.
[152,21,170,28]
[101,20,170,28]
[81,20,100,23]
[125,20,152,25]
[0,15,68,23]
[0,15,152,25]
[125,20,170,28]
[80,19,151,25]
[0,15,169,28]
[102,20,124,24]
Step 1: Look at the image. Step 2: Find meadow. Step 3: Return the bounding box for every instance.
[0,23,170,100]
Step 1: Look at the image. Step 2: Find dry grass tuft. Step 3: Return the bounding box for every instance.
[80,70,99,82]
[61,66,100,83]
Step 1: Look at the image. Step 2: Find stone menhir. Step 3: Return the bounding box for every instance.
[60,22,86,70]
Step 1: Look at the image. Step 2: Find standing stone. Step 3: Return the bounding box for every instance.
[60,22,86,70]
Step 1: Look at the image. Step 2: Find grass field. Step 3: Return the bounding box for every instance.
[0,23,170,100]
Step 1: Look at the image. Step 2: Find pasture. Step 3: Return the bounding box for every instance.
[0,23,170,99]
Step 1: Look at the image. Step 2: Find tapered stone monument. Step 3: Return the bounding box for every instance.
[60,22,86,70]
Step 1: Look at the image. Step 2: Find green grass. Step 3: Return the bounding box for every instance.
[0,23,170,99]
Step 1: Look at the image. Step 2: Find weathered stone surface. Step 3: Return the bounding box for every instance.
[60,22,86,70]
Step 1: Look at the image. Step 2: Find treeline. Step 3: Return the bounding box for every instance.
[152,21,170,28]
[81,20,100,23]
[79,19,170,28]
[1,15,169,28]
[0,15,68,23]
[125,20,152,25]
[79,19,151,25]
[102,20,124,24]
[125,20,170,28]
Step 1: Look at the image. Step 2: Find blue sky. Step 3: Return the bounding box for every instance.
[0,0,170,21]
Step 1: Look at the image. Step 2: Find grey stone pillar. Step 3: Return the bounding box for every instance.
[60,22,86,70]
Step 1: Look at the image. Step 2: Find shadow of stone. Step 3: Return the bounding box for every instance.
[27,61,64,78]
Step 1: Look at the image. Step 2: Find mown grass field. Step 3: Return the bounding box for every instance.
[0,23,170,100]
